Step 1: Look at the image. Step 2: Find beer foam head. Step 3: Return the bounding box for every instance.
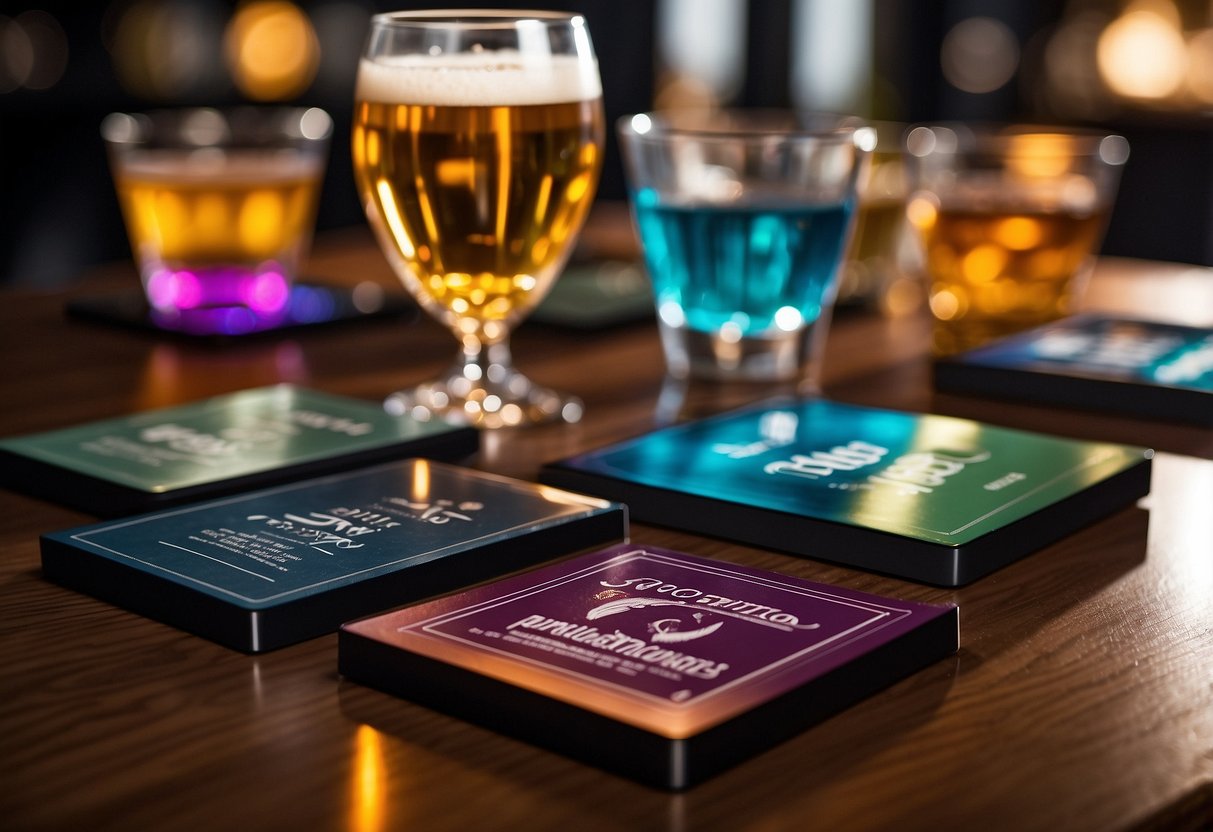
[357,52,601,106]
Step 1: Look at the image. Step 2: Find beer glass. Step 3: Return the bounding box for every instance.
[904,124,1128,356]
[353,10,604,427]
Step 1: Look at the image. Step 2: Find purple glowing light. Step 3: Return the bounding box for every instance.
[142,262,295,335]
[245,267,291,314]
[146,268,203,311]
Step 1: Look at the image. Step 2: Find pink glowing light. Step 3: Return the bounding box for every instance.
[246,267,290,313]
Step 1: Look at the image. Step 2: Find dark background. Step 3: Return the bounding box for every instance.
[1,0,1210,287]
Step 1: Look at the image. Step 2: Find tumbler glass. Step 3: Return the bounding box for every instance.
[103,106,332,335]
[904,124,1128,356]
[618,111,873,387]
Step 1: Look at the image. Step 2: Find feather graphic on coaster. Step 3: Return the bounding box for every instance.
[585,597,725,642]
[649,618,724,643]
[585,596,686,619]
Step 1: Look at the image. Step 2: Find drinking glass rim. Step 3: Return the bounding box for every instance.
[905,122,1129,163]
[371,9,585,29]
[101,106,333,148]
[618,110,872,147]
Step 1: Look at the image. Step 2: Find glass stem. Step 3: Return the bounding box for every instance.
[456,336,514,387]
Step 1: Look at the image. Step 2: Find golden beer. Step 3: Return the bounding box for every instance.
[355,12,603,427]
[103,106,331,332]
[115,151,323,274]
[910,199,1106,355]
[352,55,604,344]
[905,127,1127,356]
[839,197,907,306]
[838,132,909,308]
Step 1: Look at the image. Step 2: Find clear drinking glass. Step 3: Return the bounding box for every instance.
[904,124,1129,356]
[618,111,873,388]
[103,107,332,335]
[837,121,912,311]
[352,10,605,427]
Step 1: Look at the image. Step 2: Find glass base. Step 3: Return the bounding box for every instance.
[659,316,830,385]
[385,345,583,429]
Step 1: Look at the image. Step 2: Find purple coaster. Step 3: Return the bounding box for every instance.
[340,543,958,788]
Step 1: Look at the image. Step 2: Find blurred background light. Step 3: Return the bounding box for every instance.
[225,0,320,101]
[1041,11,1112,119]
[941,16,1020,94]
[0,10,68,93]
[106,0,226,100]
[310,2,369,97]
[0,16,35,94]
[19,11,68,90]
[1183,26,1213,104]
[791,0,873,113]
[3,0,1213,288]
[1096,1,1186,100]
[655,0,746,109]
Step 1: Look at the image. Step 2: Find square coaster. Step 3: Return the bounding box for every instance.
[542,398,1151,585]
[0,384,477,516]
[934,314,1213,425]
[41,460,626,652]
[339,544,958,789]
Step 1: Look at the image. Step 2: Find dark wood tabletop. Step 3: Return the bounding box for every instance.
[2,212,1211,831]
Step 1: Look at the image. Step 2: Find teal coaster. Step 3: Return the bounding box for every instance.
[543,398,1151,585]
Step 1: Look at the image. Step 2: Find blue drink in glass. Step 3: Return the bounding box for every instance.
[634,190,852,333]
[618,112,870,383]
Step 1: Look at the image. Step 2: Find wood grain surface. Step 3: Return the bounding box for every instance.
[1,217,1210,831]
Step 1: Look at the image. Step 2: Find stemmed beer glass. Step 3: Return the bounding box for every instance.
[353,10,604,427]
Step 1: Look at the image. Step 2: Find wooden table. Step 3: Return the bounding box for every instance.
[2,223,1211,831]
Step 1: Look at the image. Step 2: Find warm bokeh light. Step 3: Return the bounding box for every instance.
[1097,3,1186,100]
[0,16,34,94]
[351,725,386,832]
[107,0,224,100]
[906,196,938,232]
[1006,133,1076,180]
[929,289,962,321]
[1185,27,1213,103]
[412,458,431,500]
[1042,0,1213,114]
[995,216,1045,251]
[962,245,1008,284]
[881,275,923,317]
[941,16,1020,94]
[0,11,68,93]
[1041,12,1109,119]
[225,1,319,101]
